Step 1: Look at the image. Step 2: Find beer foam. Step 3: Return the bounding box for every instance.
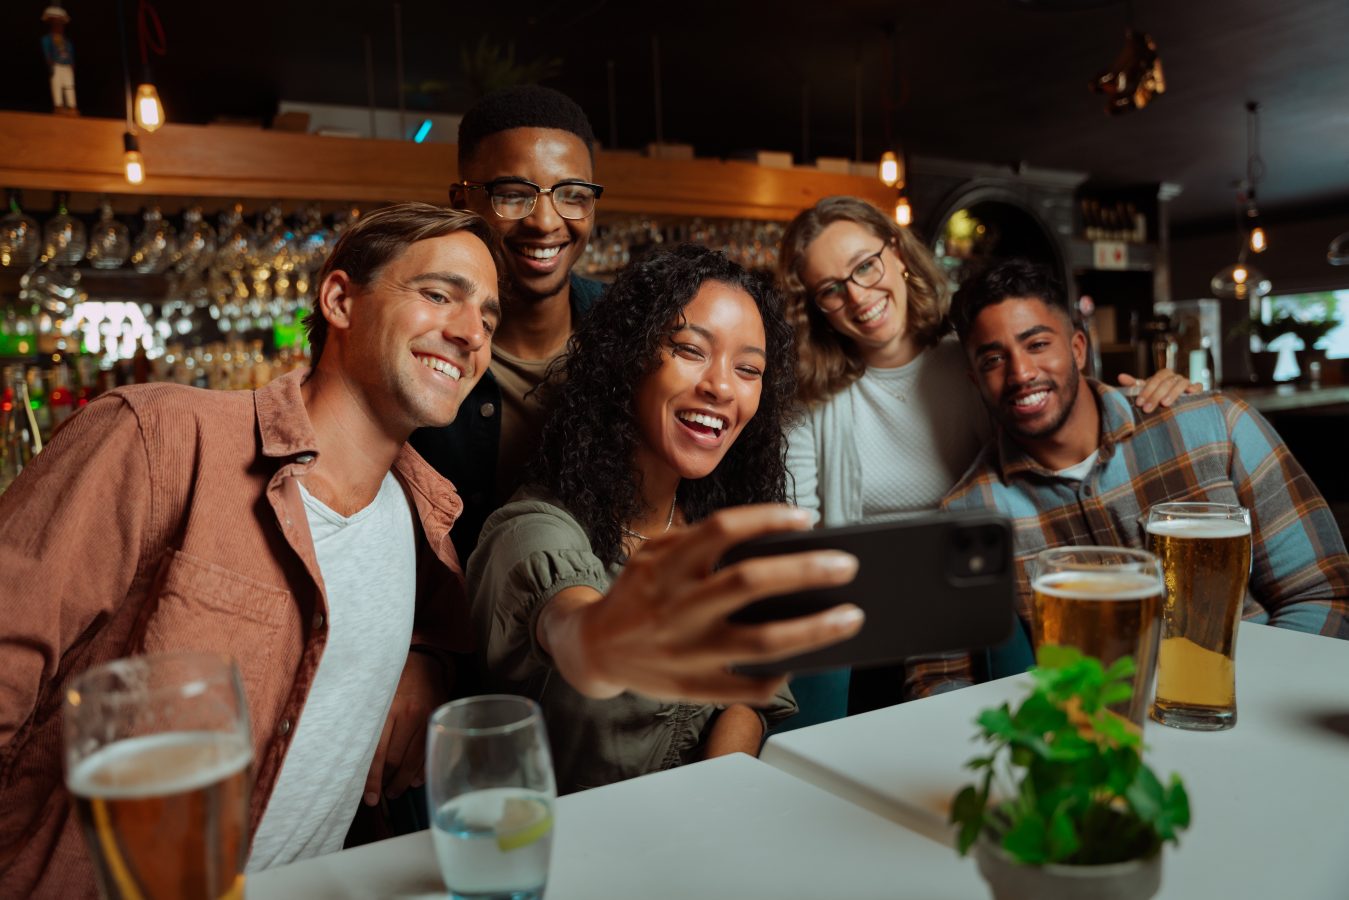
[68,732,252,800]
[1033,571,1162,600]
[1146,517,1251,539]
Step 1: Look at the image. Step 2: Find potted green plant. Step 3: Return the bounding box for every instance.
[951,647,1191,900]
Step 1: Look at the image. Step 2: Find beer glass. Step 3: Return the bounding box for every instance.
[426,696,556,900]
[1030,547,1164,731]
[1145,501,1252,730]
[63,653,253,900]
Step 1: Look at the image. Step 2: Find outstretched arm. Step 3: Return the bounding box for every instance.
[536,505,864,705]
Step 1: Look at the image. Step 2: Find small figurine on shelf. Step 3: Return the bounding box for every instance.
[41,4,78,115]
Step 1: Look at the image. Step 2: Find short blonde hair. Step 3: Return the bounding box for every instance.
[778,196,951,407]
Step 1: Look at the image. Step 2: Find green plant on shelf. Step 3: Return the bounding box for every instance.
[951,646,1190,866]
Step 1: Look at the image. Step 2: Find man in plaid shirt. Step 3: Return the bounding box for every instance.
[906,259,1349,699]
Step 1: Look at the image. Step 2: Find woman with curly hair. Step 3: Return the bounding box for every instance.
[467,243,854,794]
[777,195,1195,726]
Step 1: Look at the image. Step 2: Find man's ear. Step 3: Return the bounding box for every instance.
[1071,327,1088,373]
[317,270,357,333]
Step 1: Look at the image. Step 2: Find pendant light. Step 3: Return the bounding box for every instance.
[1210,101,1272,300]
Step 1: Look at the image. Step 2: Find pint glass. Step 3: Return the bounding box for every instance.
[1030,547,1164,730]
[1145,501,1252,730]
[63,653,253,900]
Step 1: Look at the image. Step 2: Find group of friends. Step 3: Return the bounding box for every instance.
[3,85,1347,897]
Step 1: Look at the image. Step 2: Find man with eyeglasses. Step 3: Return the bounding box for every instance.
[412,85,607,559]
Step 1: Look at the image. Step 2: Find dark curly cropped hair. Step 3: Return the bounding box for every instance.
[950,258,1076,346]
[530,244,798,567]
[458,84,596,166]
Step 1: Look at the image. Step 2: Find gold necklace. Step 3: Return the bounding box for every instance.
[620,495,678,542]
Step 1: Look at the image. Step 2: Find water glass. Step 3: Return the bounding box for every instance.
[426,696,556,900]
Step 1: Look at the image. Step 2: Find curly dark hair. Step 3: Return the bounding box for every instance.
[530,244,798,568]
[950,257,1075,345]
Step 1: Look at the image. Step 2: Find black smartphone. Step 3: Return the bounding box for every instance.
[721,510,1016,677]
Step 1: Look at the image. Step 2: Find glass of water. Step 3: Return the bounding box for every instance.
[426,695,556,900]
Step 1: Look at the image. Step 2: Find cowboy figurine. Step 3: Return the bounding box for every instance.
[41,4,78,115]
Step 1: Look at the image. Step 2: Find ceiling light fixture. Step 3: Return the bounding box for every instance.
[132,0,167,133]
[1242,102,1266,254]
[879,150,902,188]
[894,195,913,227]
[1329,232,1349,266]
[1089,1,1165,115]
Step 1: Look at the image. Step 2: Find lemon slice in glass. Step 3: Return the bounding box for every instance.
[495,796,553,852]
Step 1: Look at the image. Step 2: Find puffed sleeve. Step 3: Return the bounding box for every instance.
[465,495,611,690]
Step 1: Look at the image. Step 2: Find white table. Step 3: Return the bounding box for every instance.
[761,623,1349,900]
[247,752,987,899]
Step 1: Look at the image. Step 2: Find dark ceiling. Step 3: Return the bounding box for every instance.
[4,0,1347,230]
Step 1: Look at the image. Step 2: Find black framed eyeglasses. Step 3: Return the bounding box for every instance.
[812,243,890,312]
[459,178,605,221]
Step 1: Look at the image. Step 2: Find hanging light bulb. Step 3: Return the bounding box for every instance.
[878,151,902,188]
[894,195,913,227]
[1211,259,1270,301]
[123,132,145,185]
[1245,202,1266,254]
[133,81,165,132]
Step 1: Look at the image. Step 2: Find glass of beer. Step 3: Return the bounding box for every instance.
[63,653,253,900]
[1145,501,1252,731]
[1030,547,1164,731]
[427,695,556,900]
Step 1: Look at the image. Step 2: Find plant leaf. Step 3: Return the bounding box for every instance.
[1002,812,1049,864]
[1045,807,1082,862]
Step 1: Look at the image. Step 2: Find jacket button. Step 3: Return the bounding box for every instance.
[278,718,292,736]
[295,453,316,464]
[480,402,496,418]
[312,612,325,630]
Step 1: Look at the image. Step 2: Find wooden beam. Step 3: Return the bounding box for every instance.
[0,111,894,220]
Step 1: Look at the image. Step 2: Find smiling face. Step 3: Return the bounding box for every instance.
[455,126,594,306]
[965,296,1089,442]
[332,231,500,435]
[799,219,917,368]
[631,281,768,486]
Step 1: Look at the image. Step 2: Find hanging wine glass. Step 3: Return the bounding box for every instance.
[0,191,41,269]
[129,205,177,274]
[172,203,217,276]
[43,192,88,266]
[86,197,131,270]
[214,202,254,273]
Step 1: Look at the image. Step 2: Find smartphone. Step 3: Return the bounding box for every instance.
[721,510,1016,677]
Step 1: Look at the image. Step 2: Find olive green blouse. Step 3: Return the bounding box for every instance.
[466,487,798,794]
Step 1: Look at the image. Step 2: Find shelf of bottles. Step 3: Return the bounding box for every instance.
[0,189,342,488]
[578,216,785,278]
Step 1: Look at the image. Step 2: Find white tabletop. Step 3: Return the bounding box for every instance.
[247,752,988,900]
[761,622,1349,900]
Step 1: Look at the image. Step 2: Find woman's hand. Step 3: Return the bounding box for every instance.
[539,504,863,706]
[1117,368,1201,413]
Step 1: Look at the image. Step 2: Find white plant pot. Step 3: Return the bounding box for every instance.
[972,838,1162,900]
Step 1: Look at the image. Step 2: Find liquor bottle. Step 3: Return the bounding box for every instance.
[47,363,75,432]
[25,367,50,440]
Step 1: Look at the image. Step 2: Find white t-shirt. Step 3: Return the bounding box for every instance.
[247,471,418,871]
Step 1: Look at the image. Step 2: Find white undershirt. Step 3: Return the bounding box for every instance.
[247,471,418,871]
[1055,449,1101,481]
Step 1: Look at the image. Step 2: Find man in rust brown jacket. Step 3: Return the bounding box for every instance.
[0,203,504,897]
